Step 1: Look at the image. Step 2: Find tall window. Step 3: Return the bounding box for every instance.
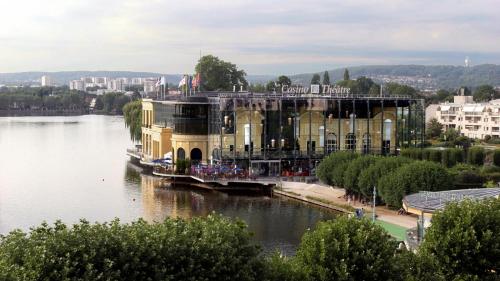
[345,133,356,151]
[319,126,325,147]
[383,119,392,154]
[177,148,185,160]
[326,133,337,154]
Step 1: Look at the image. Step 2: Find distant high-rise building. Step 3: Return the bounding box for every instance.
[143,78,157,93]
[41,75,54,87]
[69,80,85,91]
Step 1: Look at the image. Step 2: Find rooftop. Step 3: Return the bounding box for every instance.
[403,188,500,213]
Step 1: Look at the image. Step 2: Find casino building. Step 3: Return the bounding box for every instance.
[140,90,425,177]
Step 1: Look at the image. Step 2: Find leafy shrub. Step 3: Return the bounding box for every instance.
[358,157,413,203]
[0,215,263,281]
[421,149,431,161]
[421,198,500,281]
[343,155,379,196]
[493,149,500,166]
[428,149,442,163]
[377,161,453,208]
[317,152,359,187]
[295,217,399,281]
[467,146,485,165]
[448,164,484,189]
[447,148,464,166]
[401,148,422,160]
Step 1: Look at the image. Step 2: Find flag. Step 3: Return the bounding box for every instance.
[160,76,167,86]
[188,75,192,90]
[155,77,161,87]
[178,76,186,88]
[192,73,201,88]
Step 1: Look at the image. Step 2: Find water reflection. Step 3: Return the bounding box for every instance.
[0,115,336,255]
[126,167,336,254]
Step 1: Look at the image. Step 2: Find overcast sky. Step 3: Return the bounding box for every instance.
[1,0,499,74]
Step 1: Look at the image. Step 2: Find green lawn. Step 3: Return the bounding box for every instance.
[375,220,408,241]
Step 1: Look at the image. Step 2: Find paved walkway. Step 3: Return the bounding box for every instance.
[280,181,417,229]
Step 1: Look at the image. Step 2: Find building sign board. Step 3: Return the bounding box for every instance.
[282,84,351,96]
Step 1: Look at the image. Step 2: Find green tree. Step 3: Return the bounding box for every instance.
[195,55,247,91]
[426,118,443,139]
[493,149,500,166]
[421,198,500,281]
[343,155,379,197]
[473,84,497,102]
[377,161,453,208]
[322,71,330,85]
[277,75,292,87]
[310,74,321,85]
[123,100,142,142]
[266,81,276,92]
[385,83,419,98]
[343,68,350,81]
[0,215,263,281]
[316,152,359,187]
[295,217,399,281]
[95,96,104,110]
[436,89,453,102]
[358,157,413,203]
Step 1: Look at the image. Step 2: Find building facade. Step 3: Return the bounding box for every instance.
[432,95,500,139]
[41,75,54,87]
[141,92,425,176]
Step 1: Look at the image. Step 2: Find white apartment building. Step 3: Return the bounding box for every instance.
[41,75,54,87]
[69,80,85,91]
[431,95,500,139]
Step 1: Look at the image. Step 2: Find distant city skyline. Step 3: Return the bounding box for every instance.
[1,0,499,75]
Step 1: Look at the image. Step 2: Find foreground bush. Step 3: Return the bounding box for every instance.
[295,217,399,281]
[378,161,453,208]
[0,215,263,281]
[421,198,500,281]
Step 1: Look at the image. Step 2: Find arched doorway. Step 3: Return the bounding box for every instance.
[190,148,202,164]
[177,148,185,160]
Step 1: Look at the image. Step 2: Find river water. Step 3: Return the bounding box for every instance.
[0,115,335,254]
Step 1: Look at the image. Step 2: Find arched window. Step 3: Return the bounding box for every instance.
[345,133,356,151]
[383,119,392,154]
[212,148,220,160]
[177,148,185,160]
[326,133,337,154]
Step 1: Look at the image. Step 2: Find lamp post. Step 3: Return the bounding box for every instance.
[372,185,377,222]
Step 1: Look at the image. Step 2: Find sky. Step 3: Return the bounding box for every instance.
[1,0,499,75]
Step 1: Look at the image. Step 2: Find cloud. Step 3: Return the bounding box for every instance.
[0,0,499,74]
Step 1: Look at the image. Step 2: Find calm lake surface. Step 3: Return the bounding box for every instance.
[0,115,335,254]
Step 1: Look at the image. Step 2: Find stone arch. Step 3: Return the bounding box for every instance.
[190,148,202,163]
[177,147,185,160]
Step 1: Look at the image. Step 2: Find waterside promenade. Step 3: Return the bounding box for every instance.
[276,181,417,230]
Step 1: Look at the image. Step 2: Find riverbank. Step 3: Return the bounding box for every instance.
[276,182,417,229]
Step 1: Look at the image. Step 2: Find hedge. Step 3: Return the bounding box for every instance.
[377,161,453,208]
[0,215,263,281]
[467,147,485,166]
